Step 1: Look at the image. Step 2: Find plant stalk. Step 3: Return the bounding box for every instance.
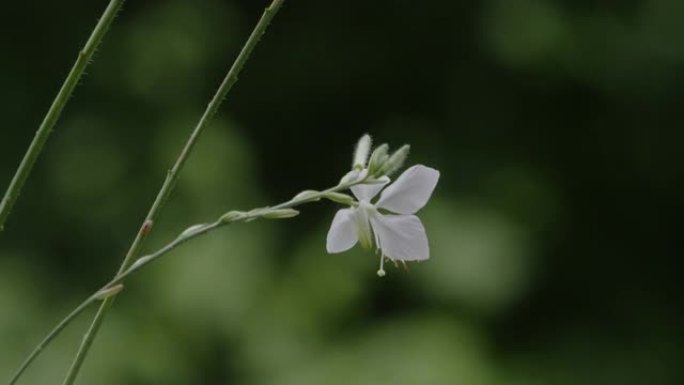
[60,1,286,384]
[0,0,126,233]
[7,174,358,385]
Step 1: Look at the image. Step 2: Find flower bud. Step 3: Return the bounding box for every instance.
[261,208,300,219]
[293,190,321,202]
[352,134,372,169]
[220,211,245,223]
[363,175,390,185]
[378,144,410,176]
[367,143,389,176]
[179,223,206,237]
[323,192,355,205]
[340,169,361,184]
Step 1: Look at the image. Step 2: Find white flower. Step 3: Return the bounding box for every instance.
[326,165,440,276]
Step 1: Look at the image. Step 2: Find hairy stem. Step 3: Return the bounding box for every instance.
[0,0,126,233]
[60,1,287,385]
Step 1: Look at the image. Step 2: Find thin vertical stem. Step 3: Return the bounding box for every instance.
[60,1,286,384]
[0,0,126,233]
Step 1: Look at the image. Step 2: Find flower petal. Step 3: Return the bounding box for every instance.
[376,165,440,214]
[326,209,359,253]
[350,176,390,202]
[370,213,429,261]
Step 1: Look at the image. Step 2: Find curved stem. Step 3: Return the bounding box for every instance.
[0,0,126,233]
[60,1,287,385]
[6,174,358,385]
[111,180,360,285]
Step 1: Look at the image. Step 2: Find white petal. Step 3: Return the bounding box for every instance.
[370,213,429,261]
[326,209,359,253]
[350,176,390,202]
[376,165,440,214]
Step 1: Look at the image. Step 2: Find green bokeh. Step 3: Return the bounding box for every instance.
[1,1,682,384]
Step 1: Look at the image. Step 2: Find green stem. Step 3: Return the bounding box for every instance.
[0,0,126,233]
[6,296,98,385]
[6,175,358,385]
[60,1,286,384]
[114,181,361,284]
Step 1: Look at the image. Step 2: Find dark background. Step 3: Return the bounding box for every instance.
[1,0,682,384]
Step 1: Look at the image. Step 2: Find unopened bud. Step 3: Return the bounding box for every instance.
[179,223,206,238]
[364,175,390,185]
[367,143,389,176]
[261,208,300,219]
[220,211,245,223]
[293,190,321,202]
[323,192,355,205]
[340,169,361,184]
[378,144,410,176]
[352,134,372,169]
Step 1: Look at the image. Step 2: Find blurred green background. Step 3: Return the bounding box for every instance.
[1,0,682,384]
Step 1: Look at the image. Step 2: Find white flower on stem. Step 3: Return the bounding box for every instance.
[326,165,440,276]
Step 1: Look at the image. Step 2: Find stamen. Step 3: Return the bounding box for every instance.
[376,256,386,277]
